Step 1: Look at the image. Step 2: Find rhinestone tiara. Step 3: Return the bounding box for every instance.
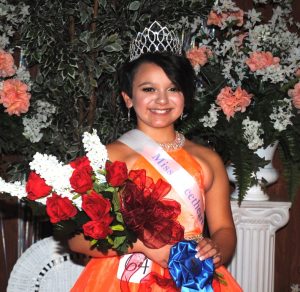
[129,21,182,61]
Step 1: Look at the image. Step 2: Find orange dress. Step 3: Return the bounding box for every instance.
[71,149,242,292]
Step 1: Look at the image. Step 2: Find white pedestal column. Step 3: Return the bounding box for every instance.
[228,200,291,292]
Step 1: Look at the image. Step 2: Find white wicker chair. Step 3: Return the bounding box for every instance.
[7,236,87,292]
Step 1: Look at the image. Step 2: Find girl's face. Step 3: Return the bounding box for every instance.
[122,62,184,131]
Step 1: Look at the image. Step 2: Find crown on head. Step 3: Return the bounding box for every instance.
[129,21,182,61]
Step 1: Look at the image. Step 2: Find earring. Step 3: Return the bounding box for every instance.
[127,107,131,122]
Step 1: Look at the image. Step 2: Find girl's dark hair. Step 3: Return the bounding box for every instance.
[118,53,196,112]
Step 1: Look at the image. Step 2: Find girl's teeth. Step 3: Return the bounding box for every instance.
[151,109,169,113]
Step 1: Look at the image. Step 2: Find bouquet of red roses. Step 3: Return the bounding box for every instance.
[0,130,184,254]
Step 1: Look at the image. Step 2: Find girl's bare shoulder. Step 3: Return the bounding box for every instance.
[183,139,225,190]
[106,140,139,169]
[184,139,221,163]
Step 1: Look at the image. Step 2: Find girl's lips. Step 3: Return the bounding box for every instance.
[149,109,172,114]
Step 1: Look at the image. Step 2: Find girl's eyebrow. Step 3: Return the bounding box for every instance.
[137,81,174,87]
[137,82,154,87]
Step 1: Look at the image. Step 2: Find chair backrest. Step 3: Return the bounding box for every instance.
[7,236,86,292]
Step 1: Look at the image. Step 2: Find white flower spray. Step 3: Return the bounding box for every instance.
[0,177,26,199]
[82,129,108,183]
[0,130,108,209]
[29,152,75,205]
[270,98,294,132]
[242,117,264,150]
[199,103,220,128]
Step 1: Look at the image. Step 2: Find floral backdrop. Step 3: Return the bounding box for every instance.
[182,0,300,201]
[0,0,213,179]
[1,0,300,203]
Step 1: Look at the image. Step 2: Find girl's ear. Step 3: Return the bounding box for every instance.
[121,91,133,108]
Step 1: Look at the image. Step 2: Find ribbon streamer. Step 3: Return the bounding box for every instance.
[168,240,214,292]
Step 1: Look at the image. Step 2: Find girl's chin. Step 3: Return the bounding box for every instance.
[142,121,177,129]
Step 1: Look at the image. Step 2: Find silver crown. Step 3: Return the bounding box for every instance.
[129,21,182,61]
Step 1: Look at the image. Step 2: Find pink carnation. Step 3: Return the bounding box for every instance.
[216,86,253,120]
[288,82,300,109]
[0,49,16,77]
[245,51,280,72]
[207,10,223,27]
[228,10,244,27]
[186,46,212,67]
[0,79,31,116]
[207,9,244,27]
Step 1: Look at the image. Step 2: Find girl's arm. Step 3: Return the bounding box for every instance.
[195,148,236,267]
[68,234,171,268]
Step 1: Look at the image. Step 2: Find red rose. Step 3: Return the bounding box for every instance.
[46,193,77,223]
[82,219,113,239]
[70,167,93,193]
[70,156,92,171]
[105,161,128,187]
[82,190,112,221]
[26,171,52,200]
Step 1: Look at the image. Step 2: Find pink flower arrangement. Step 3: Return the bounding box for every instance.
[0,79,31,116]
[245,52,280,72]
[186,46,212,68]
[216,86,253,120]
[288,82,300,109]
[207,9,244,28]
[0,49,16,77]
[185,0,300,202]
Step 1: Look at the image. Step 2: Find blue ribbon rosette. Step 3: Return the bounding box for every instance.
[168,240,214,292]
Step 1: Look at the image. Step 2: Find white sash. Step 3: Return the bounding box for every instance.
[118,129,205,227]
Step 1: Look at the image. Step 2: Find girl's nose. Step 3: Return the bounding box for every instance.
[155,91,168,104]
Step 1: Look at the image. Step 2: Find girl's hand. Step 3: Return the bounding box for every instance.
[195,238,222,268]
[139,243,172,268]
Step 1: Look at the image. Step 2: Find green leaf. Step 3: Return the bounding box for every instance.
[104,43,122,52]
[103,64,116,73]
[99,0,107,8]
[90,78,98,87]
[94,66,103,78]
[116,211,124,223]
[90,239,98,246]
[67,66,76,79]
[112,236,126,249]
[105,186,115,192]
[129,1,140,11]
[112,190,121,212]
[72,193,81,200]
[279,134,300,201]
[230,145,267,204]
[111,224,125,231]
[107,236,114,245]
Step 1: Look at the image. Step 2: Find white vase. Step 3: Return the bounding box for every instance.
[227,141,279,201]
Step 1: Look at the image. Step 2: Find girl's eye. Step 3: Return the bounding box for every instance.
[169,87,180,92]
[142,87,155,92]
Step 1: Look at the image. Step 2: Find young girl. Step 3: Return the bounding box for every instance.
[69,23,241,292]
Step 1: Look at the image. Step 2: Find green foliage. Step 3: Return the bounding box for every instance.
[278,129,300,201]
[1,0,215,180]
